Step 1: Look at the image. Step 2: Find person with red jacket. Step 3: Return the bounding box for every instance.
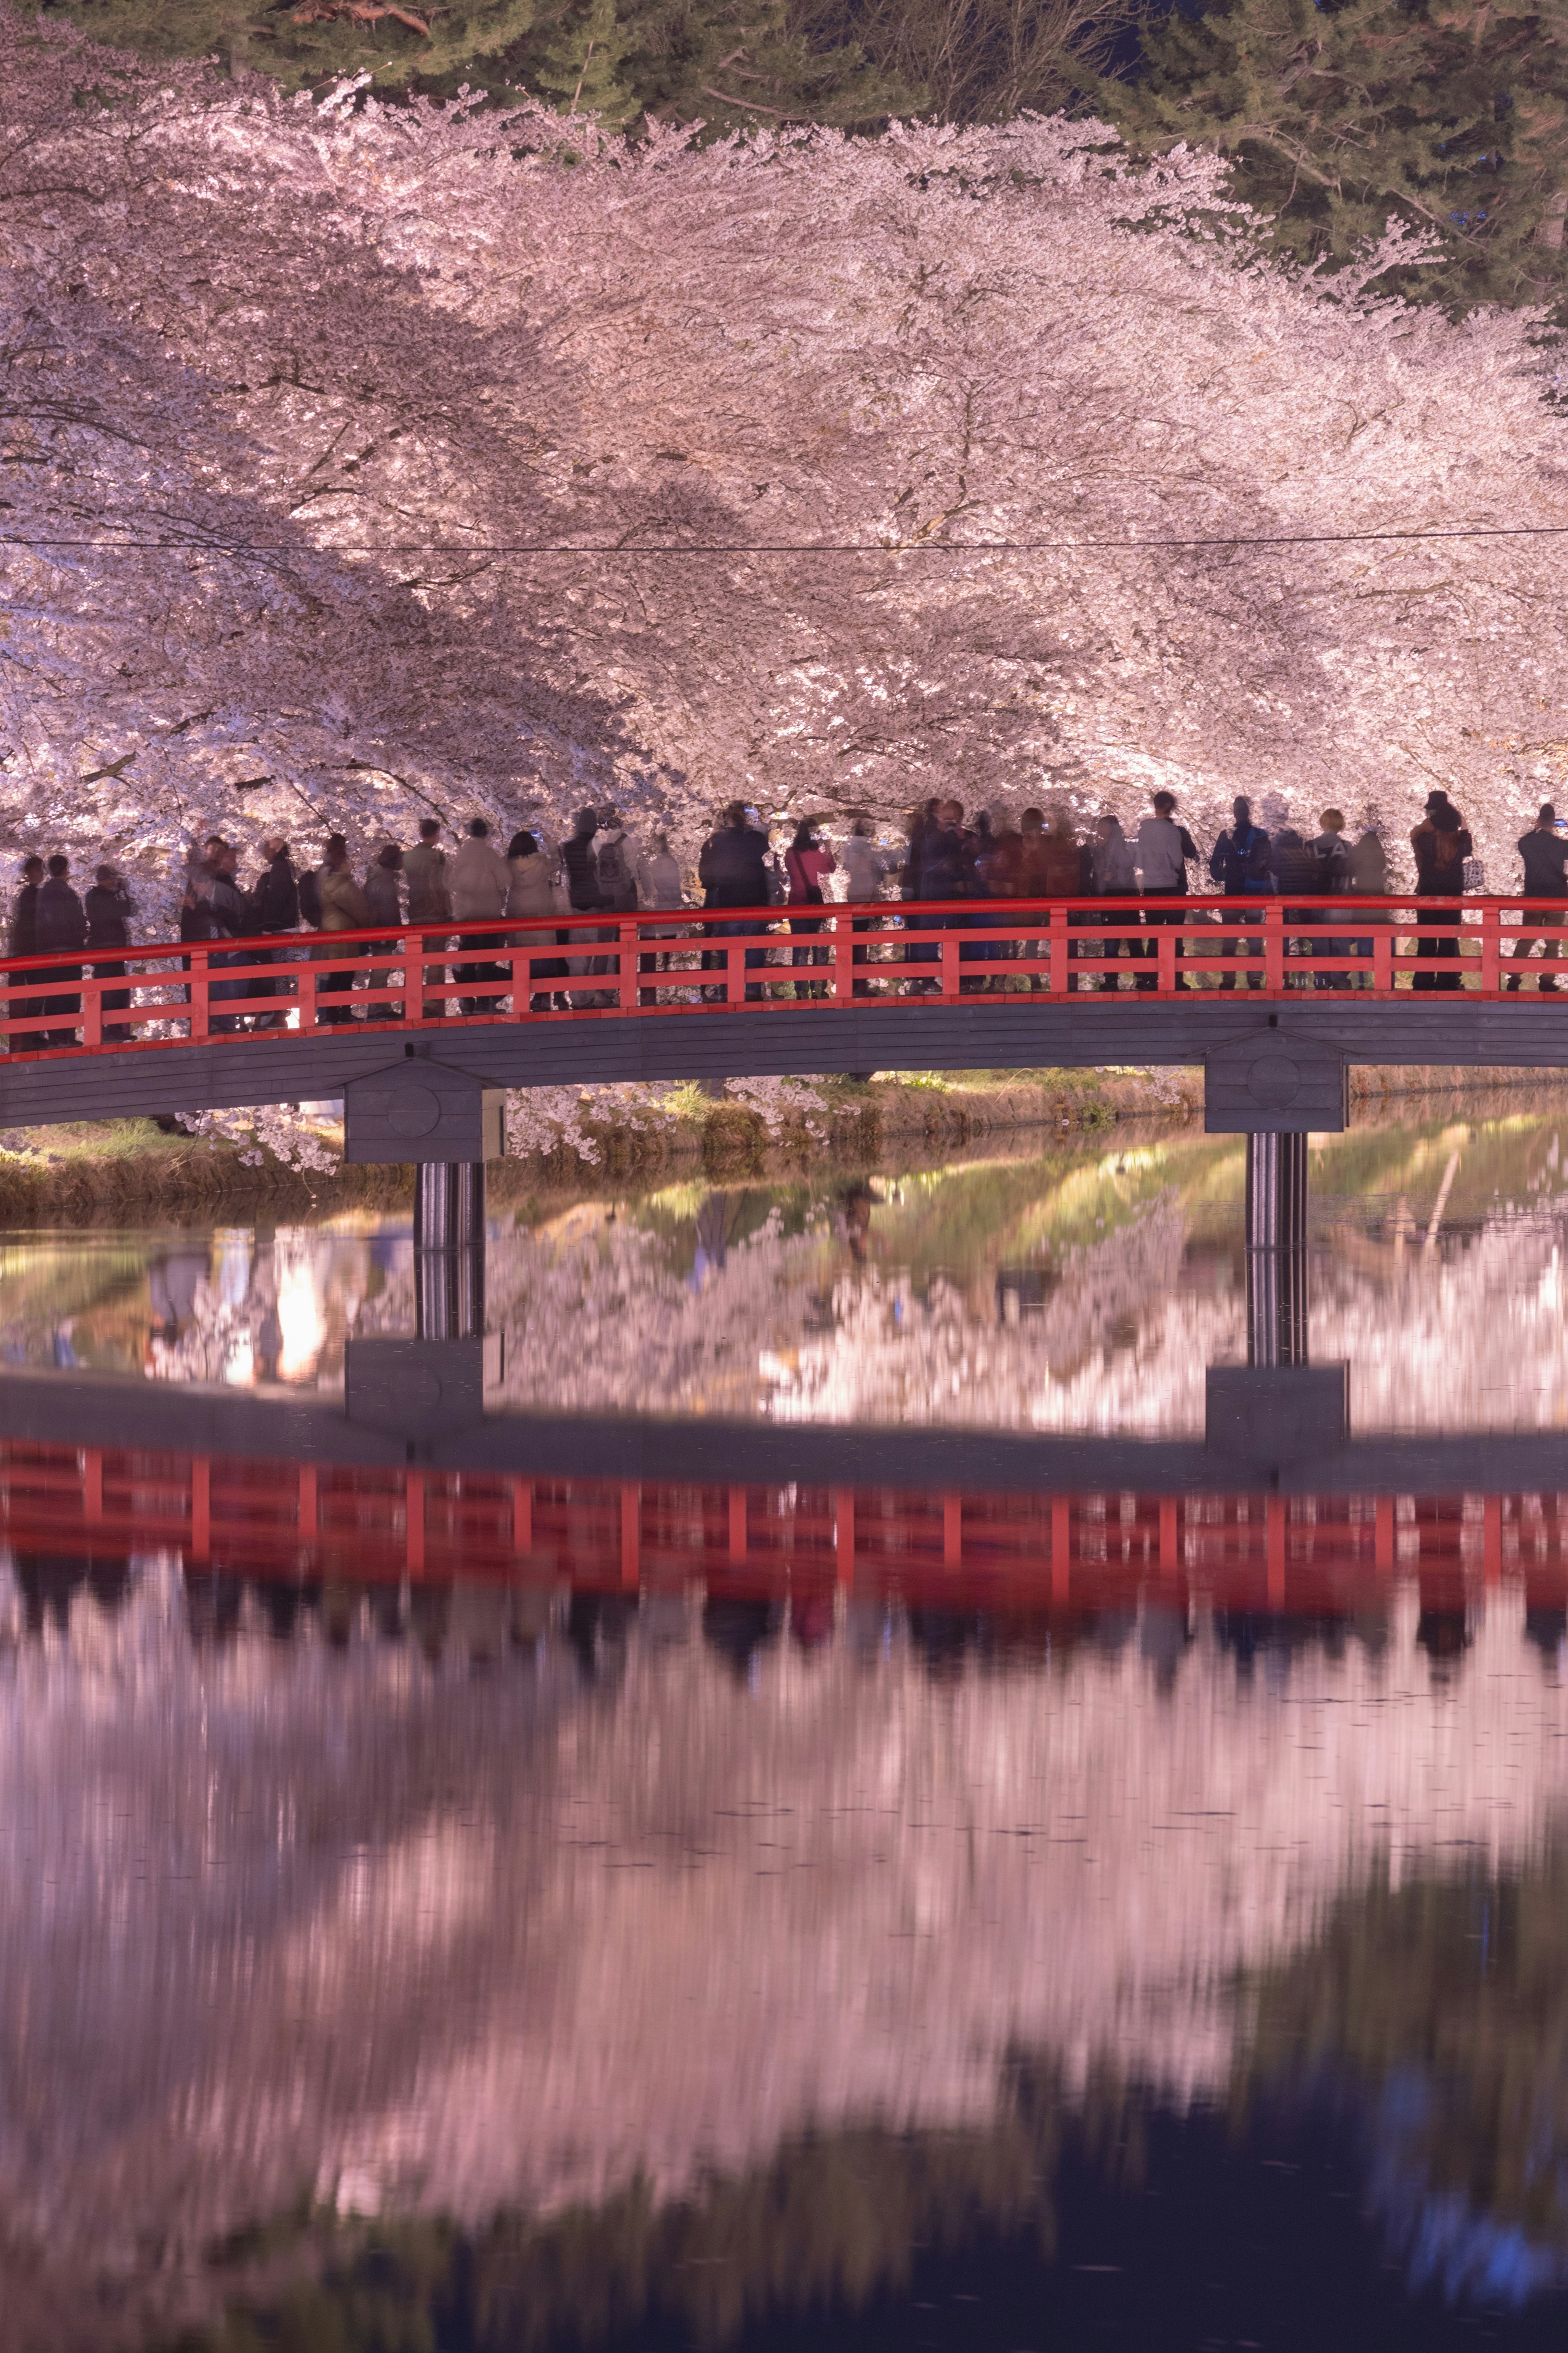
[785,817,836,1000]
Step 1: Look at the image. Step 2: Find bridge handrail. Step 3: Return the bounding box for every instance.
[0,891,1562,1059]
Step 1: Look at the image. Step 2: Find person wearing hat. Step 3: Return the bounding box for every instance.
[1410,789,1472,992]
[1508,802,1568,992]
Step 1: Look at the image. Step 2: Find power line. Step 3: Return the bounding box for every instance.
[4,521,1568,556]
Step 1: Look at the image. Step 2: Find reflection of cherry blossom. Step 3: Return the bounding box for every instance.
[0,1562,1564,2346]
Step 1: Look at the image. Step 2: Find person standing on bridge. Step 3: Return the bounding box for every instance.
[1090,812,1136,993]
[698,801,772,1003]
[403,818,451,1018]
[85,865,135,1043]
[1411,790,1472,992]
[506,829,565,1012]
[207,844,251,1036]
[247,838,298,1030]
[1507,804,1568,993]
[840,816,891,997]
[633,828,685,1008]
[363,843,405,1023]
[785,817,836,999]
[451,818,511,1014]
[1208,796,1271,992]
[34,853,87,1045]
[6,855,45,1052]
[1134,790,1198,991]
[559,807,615,1009]
[317,834,370,1024]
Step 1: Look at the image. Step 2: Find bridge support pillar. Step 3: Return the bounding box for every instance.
[1206,1127,1348,1471]
[1245,1129,1308,1369]
[414,1161,485,1342]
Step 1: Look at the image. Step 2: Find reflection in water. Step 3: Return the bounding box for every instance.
[7,1098,1568,1432]
[0,1542,1567,2345]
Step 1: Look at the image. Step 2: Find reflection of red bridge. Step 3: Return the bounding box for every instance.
[6,1440,1567,1619]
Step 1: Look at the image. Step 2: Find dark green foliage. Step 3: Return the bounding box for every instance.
[43,0,540,93]
[151,2086,1127,2352]
[1100,0,1568,311]
[1243,1843,1568,2251]
[40,0,915,127]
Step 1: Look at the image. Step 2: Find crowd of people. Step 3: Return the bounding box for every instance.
[2,784,1563,1042]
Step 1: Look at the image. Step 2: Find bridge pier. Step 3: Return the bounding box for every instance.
[1244,1130,1308,1369]
[413,1161,486,1342]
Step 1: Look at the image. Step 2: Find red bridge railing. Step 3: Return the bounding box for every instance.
[1,894,1562,1060]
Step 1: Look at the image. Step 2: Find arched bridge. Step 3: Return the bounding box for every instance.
[2,893,1566,1150]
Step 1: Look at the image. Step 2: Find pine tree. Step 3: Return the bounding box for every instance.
[46,0,538,92]
[532,0,637,117]
[519,0,915,132]
[1099,0,1568,313]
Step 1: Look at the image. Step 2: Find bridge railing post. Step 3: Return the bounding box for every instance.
[82,963,102,1049]
[833,911,853,1005]
[1049,904,1068,995]
[298,958,319,1035]
[1373,916,1394,994]
[1263,900,1285,993]
[1156,914,1176,995]
[1480,901,1501,995]
[726,924,745,1007]
[618,919,639,1013]
[940,921,960,999]
[189,946,210,1044]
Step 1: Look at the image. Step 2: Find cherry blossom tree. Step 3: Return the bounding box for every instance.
[3,2,1568,927]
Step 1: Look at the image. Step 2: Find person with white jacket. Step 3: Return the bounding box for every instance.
[1132,790,1198,993]
[837,817,891,996]
[450,818,510,1012]
[635,830,686,1005]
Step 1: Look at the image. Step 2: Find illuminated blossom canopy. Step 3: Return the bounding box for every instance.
[4,3,1568,926]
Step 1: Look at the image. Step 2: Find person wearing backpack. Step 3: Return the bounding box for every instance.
[1208,795,1272,992]
[1410,791,1472,992]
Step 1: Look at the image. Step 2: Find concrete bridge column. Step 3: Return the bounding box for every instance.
[1244,1130,1308,1370]
[413,1161,485,1343]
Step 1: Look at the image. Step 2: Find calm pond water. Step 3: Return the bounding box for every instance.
[5,1090,1568,2350]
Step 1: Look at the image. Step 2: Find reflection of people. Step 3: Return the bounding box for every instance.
[147,1248,207,1341]
[838,1179,874,1263]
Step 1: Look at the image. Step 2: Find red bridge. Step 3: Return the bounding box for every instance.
[0,894,1563,1147]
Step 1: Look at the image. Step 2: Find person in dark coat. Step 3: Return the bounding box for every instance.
[1207,795,1272,991]
[1508,803,1568,993]
[248,837,298,1027]
[559,807,614,1009]
[1410,790,1472,992]
[697,801,772,1001]
[34,855,86,1044]
[84,865,135,1043]
[7,855,44,1051]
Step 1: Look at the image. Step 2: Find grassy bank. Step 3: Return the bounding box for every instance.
[0,1064,1558,1223]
